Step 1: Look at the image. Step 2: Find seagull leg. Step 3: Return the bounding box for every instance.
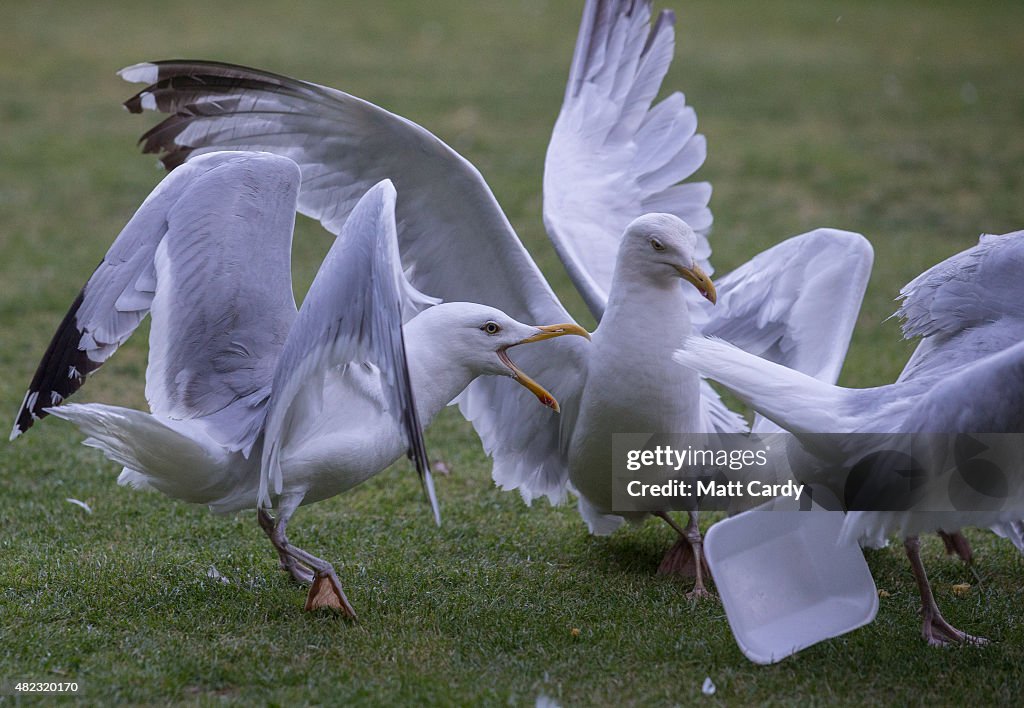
[904,536,986,646]
[257,506,313,583]
[257,498,357,618]
[655,512,697,576]
[936,530,973,565]
[655,511,713,599]
[682,512,713,600]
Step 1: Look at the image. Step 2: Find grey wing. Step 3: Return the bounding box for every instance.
[908,340,1024,435]
[898,318,1024,385]
[898,230,1024,339]
[144,151,301,453]
[700,228,873,384]
[544,0,712,319]
[10,151,298,445]
[259,180,438,522]
[119,60,568,327]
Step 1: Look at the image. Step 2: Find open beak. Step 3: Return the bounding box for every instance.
[499,323,591,413]
[676,264,717,304]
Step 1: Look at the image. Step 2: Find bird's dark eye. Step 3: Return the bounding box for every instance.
[650,238,666,252]
[482,321,501,335]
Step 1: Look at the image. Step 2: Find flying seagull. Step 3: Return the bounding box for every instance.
[116,0,872,596]
[11,151,588,616]
[675,230,1024,644]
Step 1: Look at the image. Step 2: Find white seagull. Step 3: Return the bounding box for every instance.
[10,151,588,617]
[674,230,1024,643]
[115,0,873,596]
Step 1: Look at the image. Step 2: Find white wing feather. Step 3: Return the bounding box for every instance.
[11,151,299,449]
[700,228,874,385]
[544,0,712,318]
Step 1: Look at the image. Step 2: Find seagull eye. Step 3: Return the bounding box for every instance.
[650,238,666,252]
[482,321,501,335]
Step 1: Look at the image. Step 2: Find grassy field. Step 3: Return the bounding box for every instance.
[3,0,1024,703]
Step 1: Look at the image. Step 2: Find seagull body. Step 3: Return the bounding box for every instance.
[568,217,705,522]
[13,151,587,616]
[54,305,564,514]
[116,0,873,594]
[675,230,1024,643]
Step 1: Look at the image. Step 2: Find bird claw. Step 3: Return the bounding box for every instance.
[924,629,988,647]
[685,585,715,602]
[304,571,357,619]
[285,560,315,585]
[921,613,987,646]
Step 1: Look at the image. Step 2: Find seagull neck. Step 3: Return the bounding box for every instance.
[402,323,476,425]
[601,268,694,340]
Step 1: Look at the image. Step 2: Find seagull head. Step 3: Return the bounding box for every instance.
[421,303,590,412]
[621,213,716,303]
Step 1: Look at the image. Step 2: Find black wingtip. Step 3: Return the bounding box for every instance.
[122,62,325,172]
[396,313,440,525]
[123,92,146,114]
[12,288,101,438]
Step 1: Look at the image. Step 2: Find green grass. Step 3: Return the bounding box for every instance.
[3,0,1024,704]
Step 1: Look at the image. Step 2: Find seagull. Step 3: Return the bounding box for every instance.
[674,229,1024,644]
[115,0,873,596]
[10,151,589,617]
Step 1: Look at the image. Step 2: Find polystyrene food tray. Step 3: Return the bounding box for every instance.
[704,507,878,664]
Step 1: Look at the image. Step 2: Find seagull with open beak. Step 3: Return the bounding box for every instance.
[498,324,591,412]
[11,155,592,618]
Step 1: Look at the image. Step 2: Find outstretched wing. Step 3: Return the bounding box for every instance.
[700,228,873,383]
[144,152,300,453]
[259,180,439,522]
[898,231,1024,383]
[544,0,712,318]
[456,336,588,505]
[119,60,569,328]
[11,151,299,447]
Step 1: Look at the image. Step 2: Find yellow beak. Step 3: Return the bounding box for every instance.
[500,323,591,413]
[519,323,592,344]
[676,264,717,304]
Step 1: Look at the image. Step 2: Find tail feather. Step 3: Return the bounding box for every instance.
[575,490,626,536]
[48,403,254,509]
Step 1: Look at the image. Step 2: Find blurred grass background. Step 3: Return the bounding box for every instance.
[2,0,1024,704]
